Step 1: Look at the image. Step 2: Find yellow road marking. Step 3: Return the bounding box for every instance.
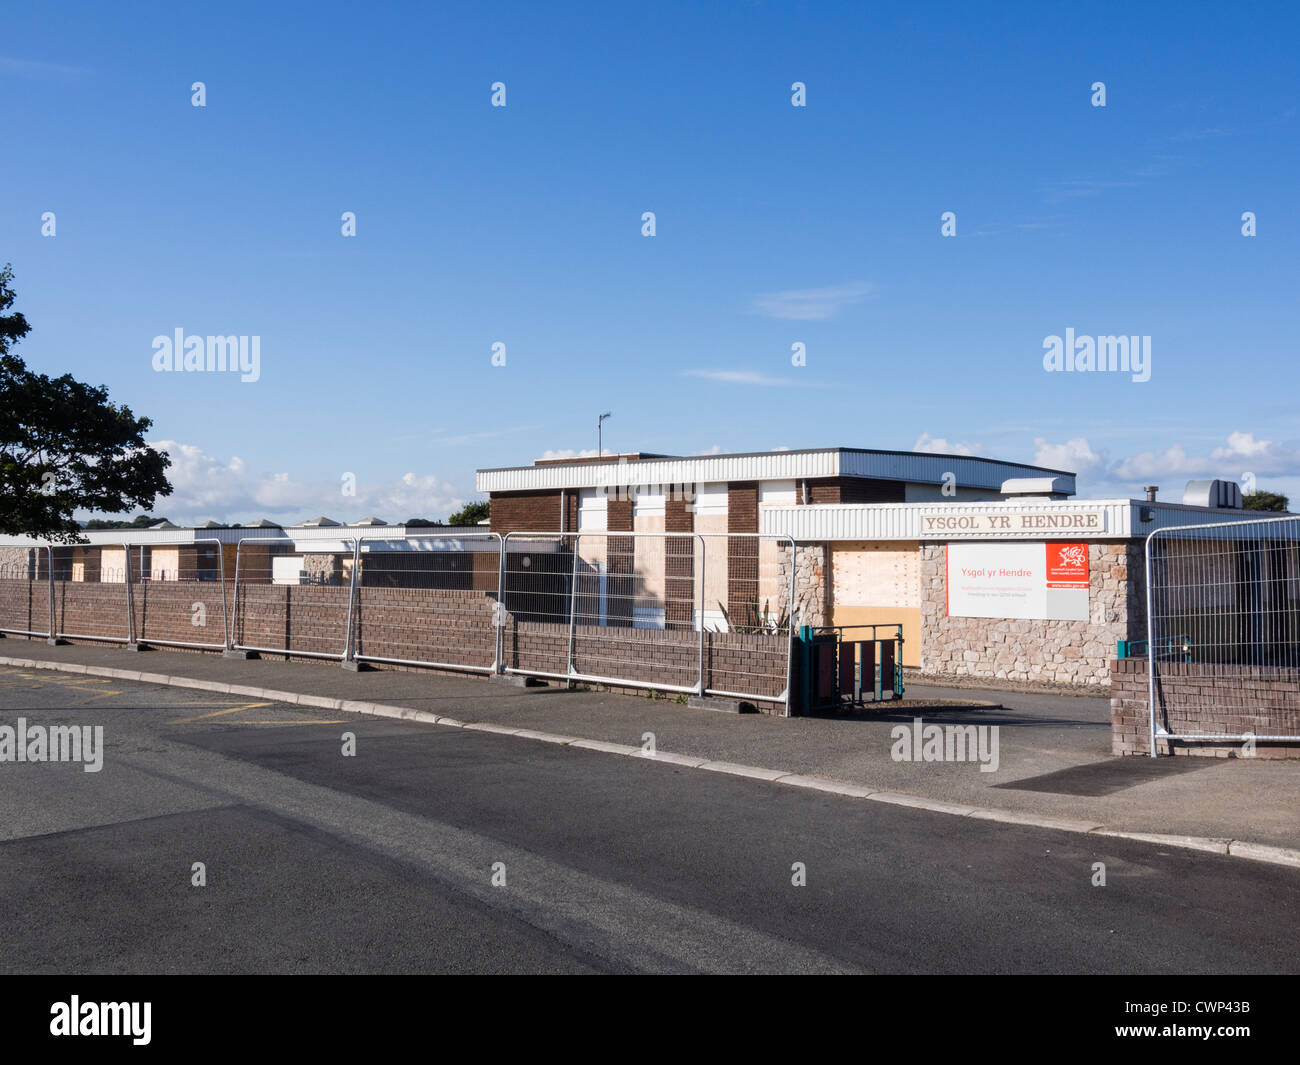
[169,701,275,724]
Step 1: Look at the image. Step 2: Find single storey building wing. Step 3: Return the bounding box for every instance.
[478,448,1269,688]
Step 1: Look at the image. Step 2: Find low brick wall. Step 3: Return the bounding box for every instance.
[135,580,230,647]
[52,579,133,642]
[501,619,788,708]
[2,576,789,710]
[1111,657,1300,757]
[0,577,50,636]
[354,587,497,670]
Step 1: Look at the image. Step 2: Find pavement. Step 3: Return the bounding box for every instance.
[3,636,1300,863]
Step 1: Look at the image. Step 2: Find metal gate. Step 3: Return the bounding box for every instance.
[1145,514,1300,754]
[798,624,905,712]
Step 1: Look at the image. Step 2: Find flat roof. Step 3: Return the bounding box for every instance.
[477,447,1076,495]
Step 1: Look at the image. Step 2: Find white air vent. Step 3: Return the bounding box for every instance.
[999,476,1072,499]
[1183,479,1243,509]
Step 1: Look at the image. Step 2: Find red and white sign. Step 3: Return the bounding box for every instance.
[1046,543,1089,588]
[947,542,1089,621]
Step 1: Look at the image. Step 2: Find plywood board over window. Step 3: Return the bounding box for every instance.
[829,541,921,667]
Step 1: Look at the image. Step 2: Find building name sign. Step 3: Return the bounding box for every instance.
[921,511,1106,536]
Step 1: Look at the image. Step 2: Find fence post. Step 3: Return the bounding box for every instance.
[341,537,362,667]
[565,534,581,685]
[217,538,232,650]
[46,546,56,643]
[784,537,796,717]
[696,533,706,696]
[494,533,507,673]
[123,541,137,645]
[1144,530,1158,758]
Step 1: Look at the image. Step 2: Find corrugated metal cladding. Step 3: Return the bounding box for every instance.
[838,452,1075,493]
[763,501,1130,541]
[475,448,1073,494]
[0,526,426,549]
[476,451,842,493]
[762,500,1273,541]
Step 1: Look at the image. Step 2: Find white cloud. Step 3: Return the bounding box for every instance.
[751,281,874,320]
[123,441,467,525]
[1033,436,1109,479]
[0,56,90,79]
[1111,432,1300,480]
[913,433,983,456]
[682,369,809,387]
[1027,432,1300,499]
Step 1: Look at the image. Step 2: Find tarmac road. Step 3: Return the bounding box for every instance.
[2,668,1298,974]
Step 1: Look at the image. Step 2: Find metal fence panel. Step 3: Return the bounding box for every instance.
[499,530,795,711]
[350,532,502,672]
[231,537,357,659]
[127,538,230,650]
[696,532,795,708]
[0,546,53,638]
[52,542,133,642]
[1146,515,1300,753]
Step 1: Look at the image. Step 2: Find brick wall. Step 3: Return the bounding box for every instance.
[231,583,354,657]
[807,477,906,504]
[3,566,791,710]
[0,576,49,635]
[134,580,229,647]
[52,579,132,641]
[354,586,498,669]
[490,490,563,534]
[500,616,788,709]
[664,497,694,629]
[727,482,759,620]
[1111,657,1300,757]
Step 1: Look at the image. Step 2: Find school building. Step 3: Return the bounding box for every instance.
[477,447,1266,688]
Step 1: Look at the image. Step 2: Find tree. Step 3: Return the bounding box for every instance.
[0,264,172,541]
[448,500,490,526]
[1243,490,1289,513]
[83,515,170,530]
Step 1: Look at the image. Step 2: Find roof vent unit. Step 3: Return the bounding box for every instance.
[1183,479,1243,509]
[998,476,1072,502]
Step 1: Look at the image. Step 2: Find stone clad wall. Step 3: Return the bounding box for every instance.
[777,542,827,628]
[919,541,1145,687]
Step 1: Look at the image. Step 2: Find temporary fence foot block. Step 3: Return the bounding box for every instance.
[124,643,148,652]
[46,638,67,646]
[489,674,546,687]
[340,660,372,672]
[687,695,756,714]
[223,649,257,660]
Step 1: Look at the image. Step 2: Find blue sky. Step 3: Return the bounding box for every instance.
[2,0,1297,522]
